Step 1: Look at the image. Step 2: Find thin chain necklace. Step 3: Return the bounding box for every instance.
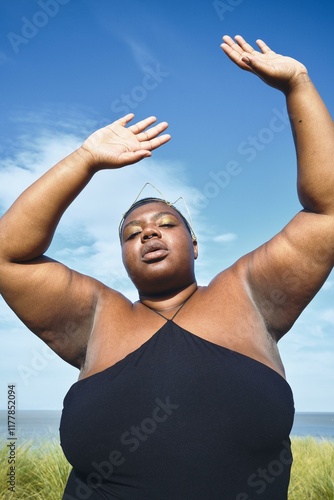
[140,288,197,321]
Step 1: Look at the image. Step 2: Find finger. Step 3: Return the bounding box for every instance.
[140,133,171,152]
[128,116,157,134]
[118,150,153,166]
[234,35,257,54]
[221,35,244,56]
[221,35,237,48]
[136,121,169,142]
[221,35,253,70]
[116,113,135,126]
[256,39,273,54]
[118,133,171,165]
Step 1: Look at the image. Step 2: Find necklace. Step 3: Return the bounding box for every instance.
[140,288,197,321]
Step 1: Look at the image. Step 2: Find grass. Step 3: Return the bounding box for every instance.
[0,437,333,499]
[0,439,71,500]
[289,437,334,499]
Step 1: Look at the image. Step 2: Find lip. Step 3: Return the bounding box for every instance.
[141,240,169,262]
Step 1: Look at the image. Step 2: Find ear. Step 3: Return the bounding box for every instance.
[193,239,198,260]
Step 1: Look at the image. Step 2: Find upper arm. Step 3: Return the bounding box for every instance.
[244,210,334,339]
[0,255,104,367]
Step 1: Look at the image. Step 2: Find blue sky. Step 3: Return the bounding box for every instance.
[0,0,333,413]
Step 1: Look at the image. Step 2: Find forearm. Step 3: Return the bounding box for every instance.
[286,75,334,214]
[0,115,170,264]
[0,147,96,262]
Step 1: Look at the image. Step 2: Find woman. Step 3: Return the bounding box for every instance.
[0,35,333,499]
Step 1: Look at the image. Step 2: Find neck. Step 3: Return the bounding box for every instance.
[138,282,198,312]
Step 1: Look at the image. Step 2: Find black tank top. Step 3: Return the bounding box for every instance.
[60,314,294,500]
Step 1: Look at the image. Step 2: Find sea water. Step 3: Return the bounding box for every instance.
[1,410,334,442]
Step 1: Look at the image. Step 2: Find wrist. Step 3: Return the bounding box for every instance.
[74,146,100,174]
[284,70,311,96]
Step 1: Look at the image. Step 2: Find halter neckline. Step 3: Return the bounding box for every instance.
[139,288,197,321]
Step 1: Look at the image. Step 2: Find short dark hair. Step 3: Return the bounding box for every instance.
[118,197,196,242]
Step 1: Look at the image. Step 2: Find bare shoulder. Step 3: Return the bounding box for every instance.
[95,281,134,316]
[49,273,132,368]
[177,262,285,376]
[207,257,250,296]
[78,286,141,379]
[200,257,273,338]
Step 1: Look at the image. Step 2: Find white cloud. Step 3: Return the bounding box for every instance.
[284,348,334,411]
[213,232,237,243]
[122,36,158,72]
[0,113,215,409]
[9,104,104,136]
[321,280,334,291]
[0,109,214,289]
[278,300,334,411]
[318,307,334,324]
[1,129,204,235]
[2,109,333,412]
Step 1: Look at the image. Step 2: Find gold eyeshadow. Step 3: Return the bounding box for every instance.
[122,214,179,241]
[123,225,141,240]
[157,215,178,225]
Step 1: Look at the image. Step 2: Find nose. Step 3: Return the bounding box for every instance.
[141,224,162,241]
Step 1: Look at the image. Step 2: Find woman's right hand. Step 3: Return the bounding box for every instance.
[80,114,171,170]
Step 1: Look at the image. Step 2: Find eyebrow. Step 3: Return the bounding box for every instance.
[122,211,179,231]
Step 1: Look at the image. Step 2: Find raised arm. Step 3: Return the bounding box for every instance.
[0,114,170,366]
[221,35,334,338]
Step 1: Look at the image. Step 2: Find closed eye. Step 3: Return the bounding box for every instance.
[127,231,141,240]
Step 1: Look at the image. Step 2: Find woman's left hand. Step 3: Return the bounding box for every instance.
[221,35,308,93]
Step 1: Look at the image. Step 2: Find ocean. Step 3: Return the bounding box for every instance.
[1,411,334,442]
